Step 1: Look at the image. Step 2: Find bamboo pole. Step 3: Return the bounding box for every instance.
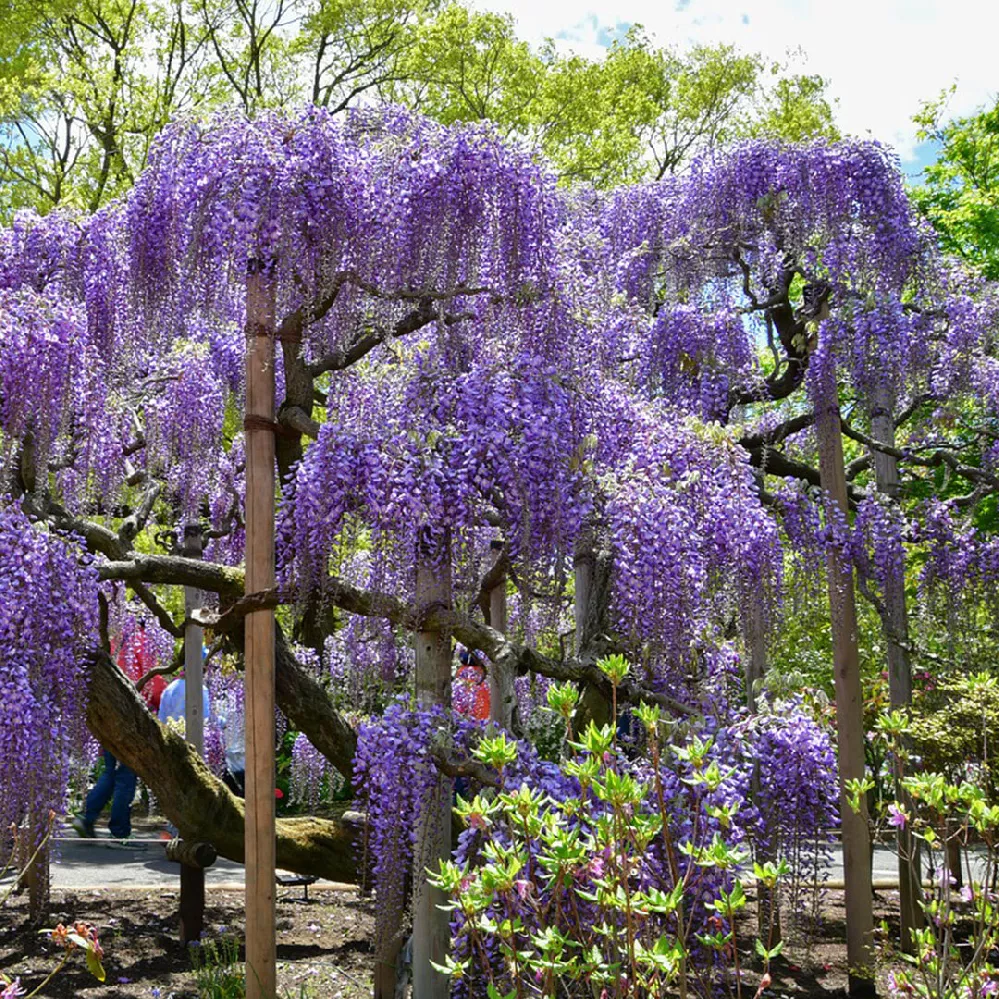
[412,532,453,999]
[244,259,277,999]
[814,353,876,996]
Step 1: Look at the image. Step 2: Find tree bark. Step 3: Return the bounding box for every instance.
[870,386,922,953]
[86,648,362,882]
[573,527,613,729]
[814,358,876,996]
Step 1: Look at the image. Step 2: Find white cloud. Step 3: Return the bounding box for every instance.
[471,0,999,163]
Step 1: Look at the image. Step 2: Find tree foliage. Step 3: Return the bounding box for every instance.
[912,89,999,279]
[0,2,841,217]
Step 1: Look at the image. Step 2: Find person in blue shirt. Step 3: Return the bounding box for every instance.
[157,674,212,730]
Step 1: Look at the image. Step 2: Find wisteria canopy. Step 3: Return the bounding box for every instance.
[2,102,998,996]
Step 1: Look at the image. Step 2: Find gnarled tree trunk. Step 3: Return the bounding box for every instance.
[86,648,361,883]
[814,358,876,997]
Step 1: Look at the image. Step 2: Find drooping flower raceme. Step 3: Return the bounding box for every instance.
[0,506,97,837]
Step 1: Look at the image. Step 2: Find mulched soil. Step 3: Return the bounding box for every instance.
[1,887,374,998]
[1,885,907,998]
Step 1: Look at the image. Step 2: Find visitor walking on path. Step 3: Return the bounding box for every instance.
[71,750,138,841]
[72,622,162,840]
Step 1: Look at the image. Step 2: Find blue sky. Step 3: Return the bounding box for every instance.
[472,0,997,170]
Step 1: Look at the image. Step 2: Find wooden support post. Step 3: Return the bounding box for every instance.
[412,532,452,999]
[181,523,206,945]
[870,387,922,953]
[245,259,277,999]
[487,541,515,730]
[814,357,875,996]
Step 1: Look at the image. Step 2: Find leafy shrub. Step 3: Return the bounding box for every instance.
[907,673,999,800]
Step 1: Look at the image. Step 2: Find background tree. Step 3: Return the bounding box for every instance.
[0,2,841,217]
[912,88,999,279]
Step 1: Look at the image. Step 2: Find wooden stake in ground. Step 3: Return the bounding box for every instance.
[412,531,453,999]
[180,523,206,945]
[244,259,277,999]
[812,334,876,996]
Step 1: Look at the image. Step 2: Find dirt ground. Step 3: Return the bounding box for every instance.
[1,886,374,998]
[1,886,905,998]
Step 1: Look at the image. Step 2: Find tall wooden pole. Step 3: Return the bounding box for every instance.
[181,524,206,944]
[814,354,876,997]
[245,259,277,999]
[487,541,515,730]
[870,386,922,952]
[412,532,452,999]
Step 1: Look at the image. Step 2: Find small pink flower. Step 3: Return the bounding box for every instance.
[887,804,907,828]
[961,885,974,903]
[1,978,25,999]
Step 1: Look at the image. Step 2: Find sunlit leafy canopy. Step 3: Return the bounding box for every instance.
[912,89,999,279]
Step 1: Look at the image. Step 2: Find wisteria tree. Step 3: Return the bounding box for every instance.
[1,105,997,998]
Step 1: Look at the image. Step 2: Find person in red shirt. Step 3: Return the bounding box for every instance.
[454,649,491,722]
[72,619,162,841]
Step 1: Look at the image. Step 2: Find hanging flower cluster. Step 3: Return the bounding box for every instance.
[0,506,97,836]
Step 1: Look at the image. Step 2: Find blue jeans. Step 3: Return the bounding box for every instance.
[84,750,137,838]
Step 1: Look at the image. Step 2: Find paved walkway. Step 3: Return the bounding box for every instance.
[2,833,987,893]
[1,827,344,893]
[50,836,248,889]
